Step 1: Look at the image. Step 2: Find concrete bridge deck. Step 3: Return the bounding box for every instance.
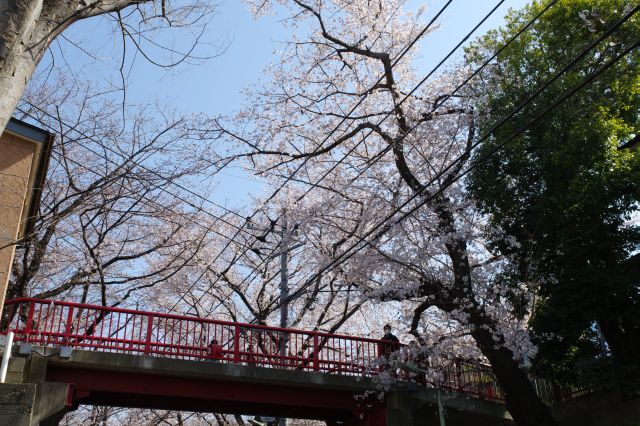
[1,346,513,426]
[1,298,637,425]
[7,298,636,425]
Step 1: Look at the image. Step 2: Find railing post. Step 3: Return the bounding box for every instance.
[233,325,240,364]
[24,302,35,343]
[63,306,74,346]
[313,335,319,372]
[455,359,463,391]
[144,315,153,355]
[0,332,14,383]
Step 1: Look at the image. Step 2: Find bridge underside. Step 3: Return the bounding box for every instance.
[4,347,512,426]
[47,365,374,423]
[13,348,391,425]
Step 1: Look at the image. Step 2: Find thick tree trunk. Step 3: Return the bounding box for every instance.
[472,325,558,426]
[599,254,640,365]
[600,317,640,365]
[0,0,143,134]
[431,197,557,426]
[0,0,50,133]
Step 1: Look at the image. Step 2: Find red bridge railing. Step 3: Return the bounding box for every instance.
[1,298,504,401]
[2,298,387,374]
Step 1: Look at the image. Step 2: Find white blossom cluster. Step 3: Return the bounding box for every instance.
[221,0,543,376]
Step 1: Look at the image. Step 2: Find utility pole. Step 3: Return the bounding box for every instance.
[248,214,304,426]
[277,215,289,426]
[436,387,446,426]
[249,214,304,337]
[279,215,289,358]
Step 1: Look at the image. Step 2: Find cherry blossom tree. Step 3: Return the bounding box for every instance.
[220,1,557,424]
[61,405,327,424]
[60,406,250,425]
[4,78,231,310]
[10,77,369,426]
[165,202,375,338]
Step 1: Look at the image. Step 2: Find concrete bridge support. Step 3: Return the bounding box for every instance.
[0,383,36,425]
[0,353,72,425]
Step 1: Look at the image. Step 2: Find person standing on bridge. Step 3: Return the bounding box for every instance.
[378,324,400,356]
[378,324,401,374]
[378,324,400,376]
[208,338,223,363]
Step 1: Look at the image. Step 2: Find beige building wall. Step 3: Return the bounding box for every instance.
[0,133,36,311]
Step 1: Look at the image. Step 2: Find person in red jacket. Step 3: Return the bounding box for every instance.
[209,338,223,363]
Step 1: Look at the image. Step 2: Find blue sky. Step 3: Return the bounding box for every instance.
[38,0,531,210]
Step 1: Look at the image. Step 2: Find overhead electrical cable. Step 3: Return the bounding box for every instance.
[20,102,249,227]
[15,110,262,257]
[177,0,544,318]
[20,0,561,321]
[290,0,558,203]
[181,0,561,320]
[262,7,639,316]
[163,0,466,314]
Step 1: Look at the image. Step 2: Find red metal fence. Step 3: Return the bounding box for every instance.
[2,298,385,374]
[1,298,505,401]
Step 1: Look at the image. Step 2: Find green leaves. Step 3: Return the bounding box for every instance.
[466,0,640,386]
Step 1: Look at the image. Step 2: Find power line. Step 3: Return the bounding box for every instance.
[247,0,457,208]
[165,0,463,316]
[243,0,559,316]
[264,7,639,315]
[190,0,554,322]
[183,0,519,319]
[285,17,639,313]
[16,107,261,255]
[21,101,249,227]
[19,0,554,321]
[13,0,454,321]
[17,105,287,318]
[33,0,546,323]
[291,0,558,204]
[15,145,245,305]
[289,0,514,204]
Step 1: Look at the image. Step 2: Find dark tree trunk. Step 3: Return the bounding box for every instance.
[472,326,558,426]
[600,317,640,365]
[433,197,558,426]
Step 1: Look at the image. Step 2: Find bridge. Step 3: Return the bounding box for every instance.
[0,298,516,425]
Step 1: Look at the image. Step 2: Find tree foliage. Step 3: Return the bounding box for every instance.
[466,0,640,387]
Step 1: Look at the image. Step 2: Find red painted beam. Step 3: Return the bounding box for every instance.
[47,366,383,421]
